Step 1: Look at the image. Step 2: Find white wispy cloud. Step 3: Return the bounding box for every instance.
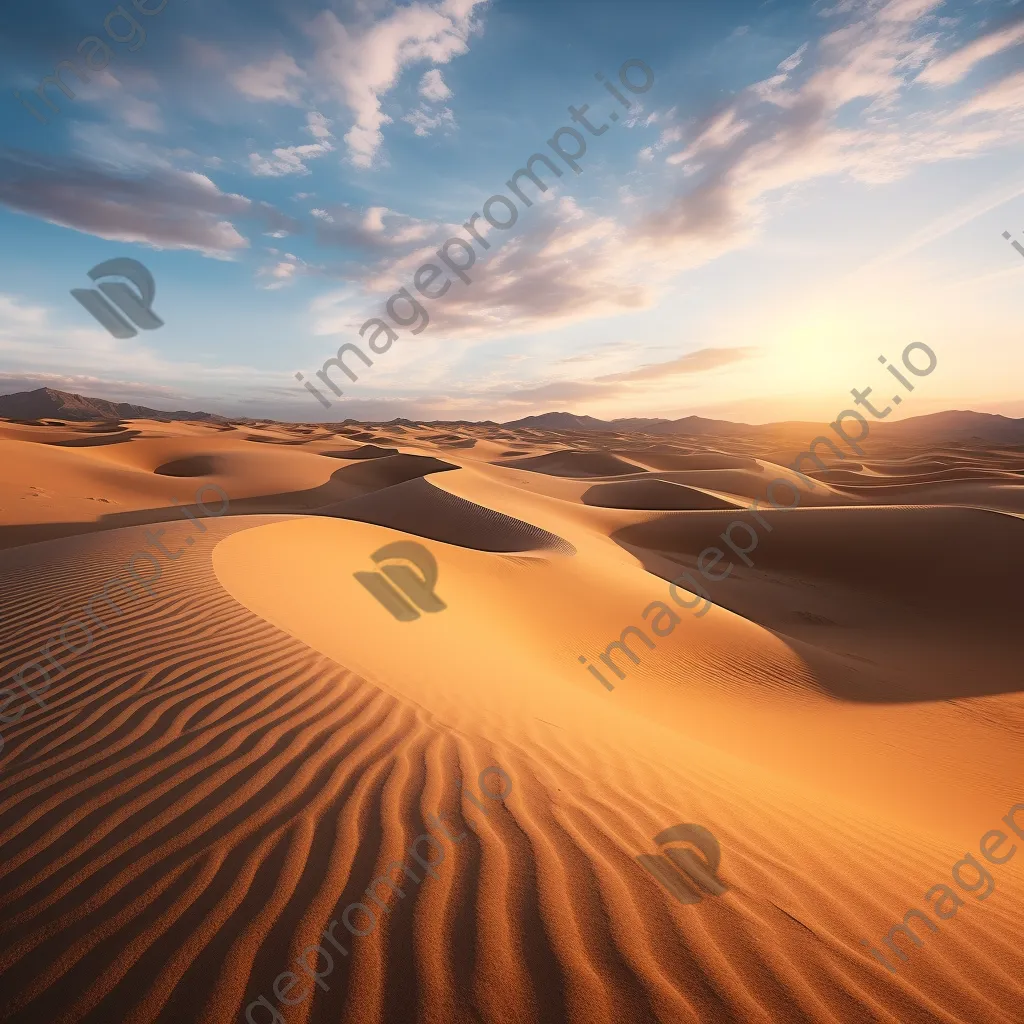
[248,112,335,176]
[230,52,307,103]
[402,104,457,136]
[918,18,1024,87]
[308,0,487,167]
[419,68,453,101]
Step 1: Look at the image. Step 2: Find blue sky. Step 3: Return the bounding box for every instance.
[0,0,1022,423]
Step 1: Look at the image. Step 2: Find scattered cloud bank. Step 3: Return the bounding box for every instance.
[308,0,1023,348]
[1,0,1021,419]
[637,0,1024,261]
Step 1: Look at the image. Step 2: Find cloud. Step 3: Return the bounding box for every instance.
[402,104,457,136]
[917,18,1024,87]
[0,149,300,257]
[119,96,164,133]
[311,204,441,251]
[306,111,332,140]
[778,42,809,74]
[493,379,622,405]
[308,0,487,167]
[596,347,758,383]
[637,0,1024,261]
[249,143,330,177]
[230,52,307,103]
[312,195,661,344]
[953,69,1024,117]
[258,251,314,290]
[419,68,453,100]
[248,111,335,176]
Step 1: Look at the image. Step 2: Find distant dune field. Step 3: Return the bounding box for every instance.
[0,415,1022,1023]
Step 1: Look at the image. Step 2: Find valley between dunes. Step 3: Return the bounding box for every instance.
[0,415,1022,1023]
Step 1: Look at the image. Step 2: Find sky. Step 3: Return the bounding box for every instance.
[0,0,1022,425]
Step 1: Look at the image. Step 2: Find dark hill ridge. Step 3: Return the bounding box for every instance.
[505,411,762,436]
[503,410,1024,444]
[0,388,224,423]
[1,389,1021,444]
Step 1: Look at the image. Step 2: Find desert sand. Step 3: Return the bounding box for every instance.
[0,414,1022,1023]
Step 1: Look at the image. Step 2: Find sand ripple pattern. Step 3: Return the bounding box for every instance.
[0,518,1022,1023]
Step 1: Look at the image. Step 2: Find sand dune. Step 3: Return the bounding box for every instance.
[582,480,742,510]
[0,416,1022,1023]
[496,450,647,477]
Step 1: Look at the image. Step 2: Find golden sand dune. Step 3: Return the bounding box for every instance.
[1,417,1023,1023]
[582,479,741,510]
[496,450,646,477]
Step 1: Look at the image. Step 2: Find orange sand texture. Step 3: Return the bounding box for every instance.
[0,414,1022,1023]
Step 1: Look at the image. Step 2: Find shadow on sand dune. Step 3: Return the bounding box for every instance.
[613,505,1024,703]
[0,452,460,552]
[327,475,576,553]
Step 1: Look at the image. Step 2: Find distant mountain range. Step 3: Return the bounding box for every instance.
[505,412,753,435]
[504,409,1024,444]
[0,388,224,423]
[1,389,1022,444]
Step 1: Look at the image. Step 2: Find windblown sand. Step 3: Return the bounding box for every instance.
[0,416,1022,1023]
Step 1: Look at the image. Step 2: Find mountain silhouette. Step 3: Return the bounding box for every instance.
[0,387,224,423]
